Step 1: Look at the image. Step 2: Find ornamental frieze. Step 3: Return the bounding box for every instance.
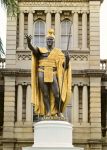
[71,55,88,61]
[16,51,89,61]
[18,2,90,11]
[19,2,89,7]
[18,0,102,2]
[18,0,89,2]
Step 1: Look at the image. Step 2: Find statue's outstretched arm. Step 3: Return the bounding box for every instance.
[25,35,40,57]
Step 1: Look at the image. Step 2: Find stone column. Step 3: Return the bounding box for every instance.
[73,84,79,123]
[55,11,61,48]
[17,84,23,121]
[82,12,88,50]
[26,84,32,121]
[18,11,24,49]
[46,11,51,34]
[82,85,88,123]
[73,11,79,49]
[3,77,15,140]
[90,77,101,139]
[28,11,34,36]
[6,15,17,68]
[89,1,100,69]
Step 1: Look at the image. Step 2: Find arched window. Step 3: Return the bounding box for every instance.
[61,19,72,50]
[33,20,45,47]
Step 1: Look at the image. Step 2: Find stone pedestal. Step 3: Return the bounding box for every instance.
[22,121,83,150]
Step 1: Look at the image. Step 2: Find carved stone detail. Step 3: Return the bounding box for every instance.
[17,51,88,61]
[71,55,88,61]
[19,0,89,2]
[19,2,89,8]
[34,11,46,21]
[17,51,31,61]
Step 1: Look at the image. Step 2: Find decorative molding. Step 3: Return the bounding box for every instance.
[36,11,44,16]
[72,10,81,14]
[33,13,46,22]
[16,51,89,61]
[19,0,89,2]
[85,69,105,77]
[1,69,31,77]
[18,0,103,2]
[17,51,31,61]
[71,55,88,61]
[63,11,71,16]
[54,10,62,14]
[80,10,89,14]
[0,68,105,78]
[16,82,31,85]
[72,82,89,86]
[18,2,89,8]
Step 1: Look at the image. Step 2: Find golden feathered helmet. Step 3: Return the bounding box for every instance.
[46,29,55,39]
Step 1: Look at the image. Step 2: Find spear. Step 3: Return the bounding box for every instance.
[66,23,72,56]
[59,23,72,115]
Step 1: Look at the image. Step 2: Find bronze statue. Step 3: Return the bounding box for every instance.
[26,29,72,118]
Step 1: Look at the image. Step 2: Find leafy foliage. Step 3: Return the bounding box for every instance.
[0,37,5,57]
[0,0,19,57]
[1,0,19,15]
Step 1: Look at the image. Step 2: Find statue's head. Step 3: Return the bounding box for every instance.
[46,29,55,48]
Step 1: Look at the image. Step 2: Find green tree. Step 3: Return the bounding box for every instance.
[1,0,18,15]
[0,0,18,56]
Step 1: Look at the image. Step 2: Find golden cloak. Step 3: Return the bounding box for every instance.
[31,47,72,115]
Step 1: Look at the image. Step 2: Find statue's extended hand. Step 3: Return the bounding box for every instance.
[25,34,32,44]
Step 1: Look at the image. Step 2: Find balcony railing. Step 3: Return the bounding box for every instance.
[100,59,107,70]
[0,58,5,68]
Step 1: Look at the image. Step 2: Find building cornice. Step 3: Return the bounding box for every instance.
[0,68,105,77]
[73,69,105,77]
[18,0,89,2]
[90,0,103,3]
[18,0,103,2]
[0,69,31,77]
[84,69,105,77]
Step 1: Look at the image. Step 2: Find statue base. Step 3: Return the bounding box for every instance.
[22,120,83,150]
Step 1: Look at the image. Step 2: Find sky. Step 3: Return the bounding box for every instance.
[100,0,107,59]
[0,0,107,59]
[0,3,6,51]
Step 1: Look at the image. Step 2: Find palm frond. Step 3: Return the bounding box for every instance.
[0,38,5,57]
[1,0,19,16]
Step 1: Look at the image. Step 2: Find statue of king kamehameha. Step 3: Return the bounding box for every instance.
[26,29,72,118]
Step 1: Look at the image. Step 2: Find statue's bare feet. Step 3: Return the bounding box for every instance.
[59,113,64,118]
[57,113,64,118]
[46,112,51,117]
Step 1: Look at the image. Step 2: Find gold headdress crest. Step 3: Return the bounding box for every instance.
[47,29,55,39]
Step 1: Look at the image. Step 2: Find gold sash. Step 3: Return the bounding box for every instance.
[39,59,56,82]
